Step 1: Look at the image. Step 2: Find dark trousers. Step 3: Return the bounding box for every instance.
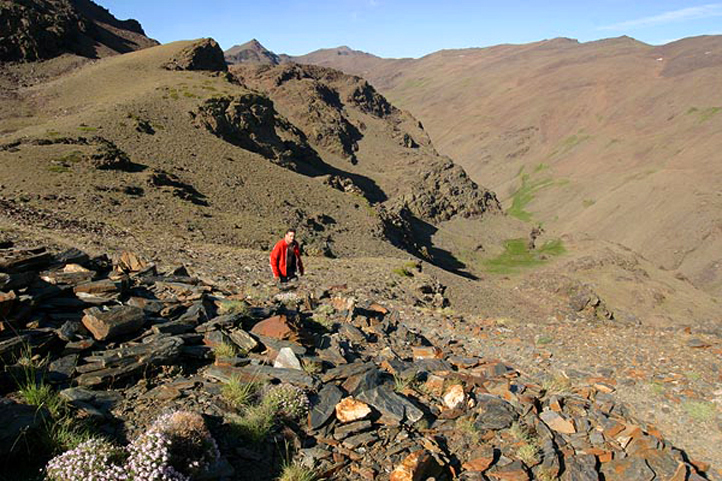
[279,270,297,283]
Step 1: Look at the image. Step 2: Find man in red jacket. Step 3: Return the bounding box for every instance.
[270,228,304,283]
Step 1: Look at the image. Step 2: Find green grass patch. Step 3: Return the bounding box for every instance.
[56,151,83,163]
[47,165,71,173]
[650,381,666,396]
[533,162,549,173]
[682,400,716,422]
[392,266,413,278]
[278,462,320,481]
[401,77,430,90]
[8,346,98,478]
[483,238,565,274]
[698,107,721,122]
[506,173,555,221]
[582,198,595,208]
[687,106,722,123]
[550,132,592,157]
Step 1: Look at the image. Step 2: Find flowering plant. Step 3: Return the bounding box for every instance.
[45,411,220,481]
[263,384,309,421]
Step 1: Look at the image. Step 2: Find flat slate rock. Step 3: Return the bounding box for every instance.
[474,394,518,430]
[81,305,145,341]
[322,361,374,382]
[561,454,599,481]
[205,364,317,388]
[309,383,344,430]
[357,385,424,425]
[600,457,655,481]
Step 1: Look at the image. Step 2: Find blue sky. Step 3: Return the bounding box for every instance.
[102,1,722,58]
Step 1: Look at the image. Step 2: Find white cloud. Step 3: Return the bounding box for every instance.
[599,4,722,31]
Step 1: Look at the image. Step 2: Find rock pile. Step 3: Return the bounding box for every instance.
[0,241,714,480]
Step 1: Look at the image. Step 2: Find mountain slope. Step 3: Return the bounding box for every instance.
[0,39,503,273]
[294,36,722,296]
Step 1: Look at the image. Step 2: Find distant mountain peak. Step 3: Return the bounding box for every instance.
[224,39,280,65]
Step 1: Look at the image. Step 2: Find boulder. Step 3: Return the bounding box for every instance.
[81,305,145,341]
[163,38,228,72]
[335,397,372,423]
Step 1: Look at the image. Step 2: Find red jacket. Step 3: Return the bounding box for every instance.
[269,239,304,278]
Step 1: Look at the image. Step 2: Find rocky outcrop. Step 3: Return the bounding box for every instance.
[390,157,502,223]
[162,38,228,72]
[192,94,324,173]
[233,64,366,161]
[232,62,499,225]
[0,0,157,62]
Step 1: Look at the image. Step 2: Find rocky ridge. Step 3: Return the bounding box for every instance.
[0,240,717,480]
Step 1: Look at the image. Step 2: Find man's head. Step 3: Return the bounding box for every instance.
[284,229,296,245]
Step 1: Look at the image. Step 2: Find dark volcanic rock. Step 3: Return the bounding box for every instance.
[0,398,49,455]
[0,0,157,62]
[162,38,228,72]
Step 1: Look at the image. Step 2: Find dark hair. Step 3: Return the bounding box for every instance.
[285,228,296,234]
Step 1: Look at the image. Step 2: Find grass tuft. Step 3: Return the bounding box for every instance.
[213,342,239,358]
[310,304,336,331]
[456,416,481,444]
[277,462,320,481]
[218,299,251,317]
[509,422,541,466]
[222,377,262,410]
[393,372,416,393]
[516,443,541,467]
[228,403,276,444]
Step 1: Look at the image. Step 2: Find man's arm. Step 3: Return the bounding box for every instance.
[295,244,304,275]
[269,242,282,278]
